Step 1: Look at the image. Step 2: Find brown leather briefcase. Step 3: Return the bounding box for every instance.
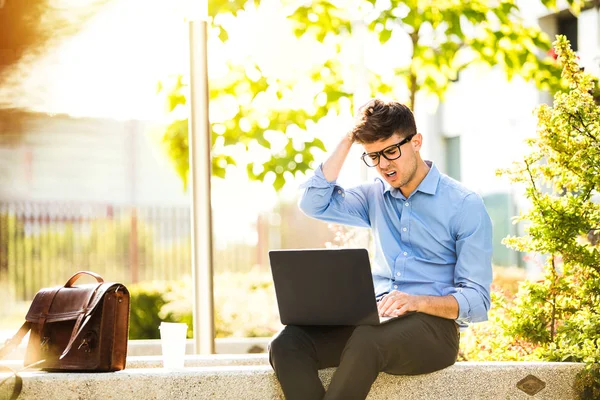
[0,271,130,371]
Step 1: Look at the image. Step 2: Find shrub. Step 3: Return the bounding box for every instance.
[497,35,600,397]
[128,269,282,340]
[575,364,600,400]
[458,266,535,361]
[128,281,194,339]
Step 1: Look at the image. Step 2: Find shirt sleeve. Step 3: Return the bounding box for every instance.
[298,164,371,228]
[449,193,493,324]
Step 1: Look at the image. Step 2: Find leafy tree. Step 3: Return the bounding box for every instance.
[160,0,583,191]
[0,0,111,86]
[157,61,330,190]
[158,0,342,190]
[498,35,600,398]
[290,0,586,110]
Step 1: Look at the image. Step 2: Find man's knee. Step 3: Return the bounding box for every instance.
[268,326,311,366]
[344,325,379,353]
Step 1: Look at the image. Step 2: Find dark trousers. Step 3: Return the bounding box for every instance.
[268,313,459,400]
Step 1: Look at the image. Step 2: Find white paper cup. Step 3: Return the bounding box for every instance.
[159,322,188,369]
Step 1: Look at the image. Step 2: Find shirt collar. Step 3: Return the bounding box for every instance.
[384,160,440,198]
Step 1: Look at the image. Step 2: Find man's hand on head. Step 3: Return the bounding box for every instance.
[377,290,421,317]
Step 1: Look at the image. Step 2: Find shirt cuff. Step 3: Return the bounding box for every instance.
[450,290,471,323]
[451,287,489,324]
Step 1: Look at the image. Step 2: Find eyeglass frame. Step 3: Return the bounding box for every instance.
[360,134,416,167]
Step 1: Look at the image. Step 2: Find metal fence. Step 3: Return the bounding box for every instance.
[0,202,259,301]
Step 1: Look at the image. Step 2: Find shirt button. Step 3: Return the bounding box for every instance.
[396,272,401,277]
[402,227,407,232]
[403,252,408,256]
[404,202,410,206]
[393,285,398,289]
[337,190,342,194]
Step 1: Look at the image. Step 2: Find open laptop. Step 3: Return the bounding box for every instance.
[269,248,414,326]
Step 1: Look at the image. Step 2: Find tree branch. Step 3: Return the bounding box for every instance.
[550,256,558,344]
[569,111,597,142]
[408,30,420,111]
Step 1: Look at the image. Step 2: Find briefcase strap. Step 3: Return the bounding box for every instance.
[0,365,23,400]
[0,287,60,362]
[59,312,93,360]
[0,322,32,360]
[58,282,105,360]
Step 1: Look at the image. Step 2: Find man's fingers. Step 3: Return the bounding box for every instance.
[378,299,389,316]
[378,300,389,316]
[383,295,412,316]
[378,293,393,314]
[377,291,407,316]
[394,305,409,316]
[380,297,396,316]
[382,299,404,316]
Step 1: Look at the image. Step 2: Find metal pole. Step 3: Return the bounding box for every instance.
[188,17,215,354]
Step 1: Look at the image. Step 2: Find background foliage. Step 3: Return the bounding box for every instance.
[128,270,281,339]
[159,0,582,191]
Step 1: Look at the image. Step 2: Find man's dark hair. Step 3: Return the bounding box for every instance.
[351,99,417,144]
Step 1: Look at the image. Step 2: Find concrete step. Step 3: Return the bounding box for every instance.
[0,361,584,400]
[1,354,271,369]
[2,337,271,360]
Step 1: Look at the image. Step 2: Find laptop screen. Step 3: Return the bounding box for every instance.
[269,248,381,326]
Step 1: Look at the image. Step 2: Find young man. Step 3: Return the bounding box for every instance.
[268,99,493,400]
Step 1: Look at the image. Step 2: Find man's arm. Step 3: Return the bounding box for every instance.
[378,292,458,319]
[450,193,493,324]
[298,134,371,228]
[321,133,354,181]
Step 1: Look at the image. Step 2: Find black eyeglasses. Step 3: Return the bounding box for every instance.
[361,134,415,167]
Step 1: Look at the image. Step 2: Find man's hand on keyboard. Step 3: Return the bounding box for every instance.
[377,290,420,317]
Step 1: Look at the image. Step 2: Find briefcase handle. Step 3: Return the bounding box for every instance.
[64,271,105,288]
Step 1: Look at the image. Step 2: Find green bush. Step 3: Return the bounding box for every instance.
[575,364,600,400]
[458,266,535,362]
[128,270,282,340]
[498,35,600,398]
[128,281,193,339]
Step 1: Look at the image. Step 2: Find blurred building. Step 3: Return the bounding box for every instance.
[0,110,187,205]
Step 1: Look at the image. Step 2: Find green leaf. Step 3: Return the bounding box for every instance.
[218,25,229,42]
[168,92,186,112]
[379,29,392,44]
[310,138,327,152]
[273,173,286,191]
[255,133,271,149]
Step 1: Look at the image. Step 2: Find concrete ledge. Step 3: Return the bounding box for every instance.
[125,338,270,356]
[2,338,270,359]
[0,361,583,400]
[2,354,271,369]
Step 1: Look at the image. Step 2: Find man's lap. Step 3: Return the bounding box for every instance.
[269,313,459,373]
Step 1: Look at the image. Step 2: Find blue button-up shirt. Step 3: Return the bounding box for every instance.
[298,161,493,326]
